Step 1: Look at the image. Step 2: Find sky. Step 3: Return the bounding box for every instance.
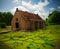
[0,0,60,19]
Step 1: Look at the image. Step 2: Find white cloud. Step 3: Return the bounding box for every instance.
[21,0,49,19]
[11,0,49,19]
[12,0,19,2]
[58,6,60,9]
[50,8,55,10]
[22,0,49,10]
[49,8,55,14]
[22,1,37,10]
[10,6,29,14]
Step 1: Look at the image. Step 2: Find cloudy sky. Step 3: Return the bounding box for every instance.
[0,0,60,19]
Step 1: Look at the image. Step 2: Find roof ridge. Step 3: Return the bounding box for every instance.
[16,8,43,21]
[17,8,38,15]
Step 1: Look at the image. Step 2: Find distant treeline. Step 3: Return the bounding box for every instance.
[45,10,60,25]
[0,12,13,28]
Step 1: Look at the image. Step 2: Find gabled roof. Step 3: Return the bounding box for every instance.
[16,8,43,21]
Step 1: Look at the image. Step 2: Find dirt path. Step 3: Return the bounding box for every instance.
[0,30,11,34]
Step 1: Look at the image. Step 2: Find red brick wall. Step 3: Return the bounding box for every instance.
[11,9,45,31]
[11,10,27,31]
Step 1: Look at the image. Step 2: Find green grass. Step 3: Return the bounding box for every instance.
[0,26,11,32]
[0,41,11,49]
[0,25,60,49]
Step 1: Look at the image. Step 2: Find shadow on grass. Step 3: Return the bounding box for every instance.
[0,41,12,49]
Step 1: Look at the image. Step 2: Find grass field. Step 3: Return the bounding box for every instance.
[0,26,11,32]
[0,25,60,49]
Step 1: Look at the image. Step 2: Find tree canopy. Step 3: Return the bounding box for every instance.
[0,12,13,28]
[46,11,60,25]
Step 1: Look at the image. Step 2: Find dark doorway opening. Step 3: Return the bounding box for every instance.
[39,21,42,29]
[16,23,19,30]
[35,21,38,30]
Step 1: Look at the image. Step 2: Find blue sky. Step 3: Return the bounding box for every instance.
[0,0,60,19]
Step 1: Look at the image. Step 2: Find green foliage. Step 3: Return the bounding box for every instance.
[45,18,49,26]
[10,36,14,40]
[0,25,60,49]
[0,23,6,28]
[20,43,23,45]
[0,42,11,49]
[46,11,60,25]
[0,12,13,26]
[27,46,30,49]
[37,47,40,49]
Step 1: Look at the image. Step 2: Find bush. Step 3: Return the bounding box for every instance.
[0,23,6,28]
[27,46,30,49]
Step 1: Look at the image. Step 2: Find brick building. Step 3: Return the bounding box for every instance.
[11,8,45,31]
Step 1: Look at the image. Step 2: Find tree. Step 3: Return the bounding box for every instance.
[0,12,13,28]
[3,12,13,25]
[46,11,60,25]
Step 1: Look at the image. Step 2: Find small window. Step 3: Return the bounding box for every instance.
[16,18,18,21]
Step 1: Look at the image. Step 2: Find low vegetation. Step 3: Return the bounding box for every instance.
[0,25,60,49]
[0,26,11,32]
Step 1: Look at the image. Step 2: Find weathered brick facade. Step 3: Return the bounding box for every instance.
[11,8,45,31]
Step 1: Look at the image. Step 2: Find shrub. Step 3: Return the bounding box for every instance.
[20,43,23,45]
[27,46,30,49]
[37,47,40,49]
[0,23,6,28]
